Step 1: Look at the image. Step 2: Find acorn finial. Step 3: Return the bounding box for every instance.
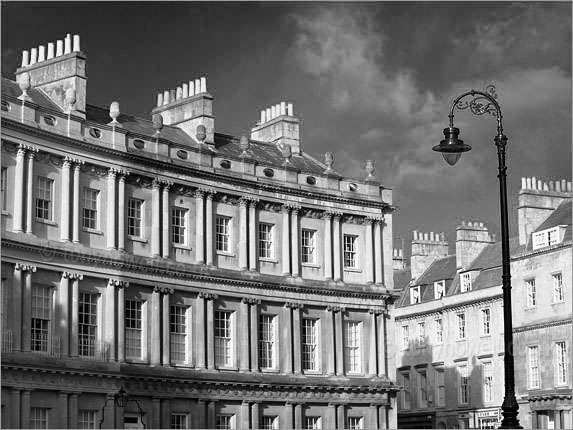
[109,101,120,123]
[152,114,163,134]
[324,152,335,172]
[366,160,375,178]
[278,143,292,162]
[18,72,31,99]
[239,135,250,155]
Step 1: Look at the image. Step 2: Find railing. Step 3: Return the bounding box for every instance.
[79,339,111,362]
[31,335,61,357]
[2,330,13,353]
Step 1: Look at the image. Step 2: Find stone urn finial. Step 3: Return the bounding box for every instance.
[152,114,163,134]
[278,142,292,162]
[239,135,250,155]
[109,101,120,123]
[196,124,207,142]
[366,160,375,178]
[324,152,335,172]
[18,72,31,99]
[64,88,76,112]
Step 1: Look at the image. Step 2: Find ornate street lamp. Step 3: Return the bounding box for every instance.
[99,386,146,429]
[433,85,522,429]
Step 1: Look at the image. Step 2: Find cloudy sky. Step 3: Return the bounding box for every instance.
[2,2,571,257]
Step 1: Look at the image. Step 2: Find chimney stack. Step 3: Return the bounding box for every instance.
[518,177,573,245]
[250,101,301,155]
[410,230,449,280]
[151,76,215,145]
[15,33,87,117]
[393,248,406,270]
[455,221,495,270]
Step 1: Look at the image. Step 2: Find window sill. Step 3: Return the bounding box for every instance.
[343,267,362,273]
[524,306,537,310]
[260,368,280,374]
[36,218,57,226]
[128,235,148,243]
[1,211,10,217]
[551,301,565,305]
[480,334,491,338]
[346,372,365,377]
[303,370,322,376]
[302,263,320,268]
[456,338,467,342]
[82,227,103,235]
[416,345,427,349]
[216,366,239,371]
[260,258,278,264]
[172,243,192,250]
[171,363,195,369]
[125,359,149,365]
[216,251,235,257]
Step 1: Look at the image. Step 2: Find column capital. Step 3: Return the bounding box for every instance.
[25,147,39,159]
[73,159,85,170]
[118,170,130,180]
[63,156,73,168]
[107,167,120,178]
[154,286,174,295]
[108,279,129,289]
[195,188,206,199]
[161,180,174,191]
[15,263,36,272]
[239,196,249,207]
[248,197,260,208]
[363,217,374,226]
[152,178,163,189]
[285,301,304,309]
[206,189,216,200]
[241,297,261,305]
[368,306,386,315]
[327,305,345,313]
[198,291,218,300]
[282,202,301,213]
[62,271,83,280]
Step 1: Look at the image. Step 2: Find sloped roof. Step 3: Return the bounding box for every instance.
[415,255,457,286]
[2,77,340,177]
[533,200,572,245]
[393,267,412,291]
[468,237,522,271]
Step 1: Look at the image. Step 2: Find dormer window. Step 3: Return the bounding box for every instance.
[532,226,564,250]
[410,286,421,304]
[433,280,445,299]
[461,273,472,292]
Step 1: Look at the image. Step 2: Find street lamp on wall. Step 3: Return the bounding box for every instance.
[99,386,146,429]
[433,85,522,429]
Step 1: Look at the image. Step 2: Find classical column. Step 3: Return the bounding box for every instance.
[117,284,126,362]
[13,264,24,351]
[252,402,260,430]
[324,308,335,376]
[378,404,388,430]
[368,309,378,377]
[197,400,206,429]
[72,161,82,243]
[239,197,248,270]
[293,305,302,374]
[162,290,171,366]
[323,212,333,280]
[151,179,162,257]
[151,287,161,365]
[327,404,336,430]
[291,206,300,277]
[13,146,26,232]
[151,397,161,429]
[106,168,118,249]
[162,182,171,258]
[117,172,127,252]
[68,393,78,429]
[161,399,170,429]
[382,215,392,287]
[333,213,342,281]
[58,392,69,429]
[240,298,250,372]
[205,191,214,265]
[60,157,72,241]
[206,294,215,369]
[196,293,206,369]
[20,390,30,430]
[25,149,37,234]
[240,401,250,430]
[250,299,259,372]
[59,272,71,356]
[294,403,303,430]
[105,280,117,361]
[10,388,20,429]
[364,218,374,284]
[195,189,205,264]
[248,199,257,271]
[335,308,344,376]
[207,401,216,429]
[337,404,346,430]
[284,402,294,430]
[70,274,82,357]
[369,404,379,430]
[388,396,397,429]
[281,205,291,275]
[377,310,388,377]
[283,304,293,374]
[21,266,36,353]
[374,219,383,284]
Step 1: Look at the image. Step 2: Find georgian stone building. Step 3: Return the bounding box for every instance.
[393,178,572,430]
[1,34,399,429]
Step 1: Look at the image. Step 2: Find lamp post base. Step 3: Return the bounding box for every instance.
[499,395,523,429]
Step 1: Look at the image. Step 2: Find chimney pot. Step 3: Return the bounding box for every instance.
[561,179,567,192]
[280,101,286,116]
[38,45,46,62]
[56,40,63,57]
[261,110,266,124]
[30,48,38,65]
[430,232,434,241]
[176,86,182,100]
[182,83,189,98]
[271,105,276,119]
[157,93,163,107]
[531,176,537,190]
[21,50,29,67]
[537,180,543,190]
[265,108,271,121]
[568,182,572,192]
[64,34,72,54]
[47,43,54,60]
[556,181,561,192]
[526,177,531,189]
[424,233,428,241]
[521,177,526,189]
[189,80,195,96]
[194,79,201,94]
[163,90,170,105]
[287,103,294,116]
[72,35,80,52]
[200,77,207,93]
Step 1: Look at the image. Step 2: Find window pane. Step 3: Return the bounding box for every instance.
[31,285,51,352]
[125,300,142,358]
[343,235,357,268]
[170,305,187,363]
[78,410,97,430]
[216,217,231,252]
[526,279,536,307]
[301,229,316,264]
[259,314,276,369]
[215,311,233,367]
[344,321,361,373]
[36,177,53,220]
[553,273,563,302]
[127,199,143,237]
[79,293,98,357]
[82,188,99,229]
[302,319,319,371]
[172,208,187,244]
[258,223,274,259]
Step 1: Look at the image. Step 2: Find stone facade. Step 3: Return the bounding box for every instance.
[1,33,399,429]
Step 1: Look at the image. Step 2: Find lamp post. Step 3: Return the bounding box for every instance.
[432,85,522,429]
[99,386,146,429]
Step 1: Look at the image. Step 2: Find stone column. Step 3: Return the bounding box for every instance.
[337,404,346,430]
[368,309,378,377]
[71,275,82,357]
[248,200,257,271]
[195,189,205,263]
[196,293,206,369]
[374,219,383,284]
[294,403,303,430]
[205,191,214,265]
[58,392,68,429]
[117,284,126,362]
[10,388,20,429]
[378,309,388,377]
[284,402,294,430]
[250,300,259,372]
[378,404,387,430]
[13,264,24,351]
[151,287,161,365]
[161,399,170,428]
[162,290,171,366]
[22,266,35,353]
[197,400,206,429]
[240,298,250,372]
[293,305,302,374]
[105,280,117,361]
[369,404,379,430]
[291,206,300,277]
[327,403,336,430]
[252,403,260,430]
[283,304,293,374]
[59,272,71,356]
[25,149,37,234]
[333,213,342,281]
[118,172,127,252]
[68,393,78,429]
[13,146,27,233]
[20,390,30,430]
[151,179,161,257]
[106,168,117,249]
[281,205,291,275]
[72,162,82,243]
[364,218,374,284]
[382,215,392,288]
[388,396,397,429]
[323,212,333,280]
[335,308,344,376]
[207,400,216,429]
[60,157,72,241]
[162,182,171,258]
[240,401,250,430]
[151,397,161,429]
[324,308,335,376]
[239,197,248,270]
[206,293,216,369]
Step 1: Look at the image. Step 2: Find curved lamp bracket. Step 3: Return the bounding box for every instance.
[448,85,504,136]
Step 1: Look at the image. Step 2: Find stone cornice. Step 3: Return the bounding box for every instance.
[513,318,572,334]
[395,295,503,322]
